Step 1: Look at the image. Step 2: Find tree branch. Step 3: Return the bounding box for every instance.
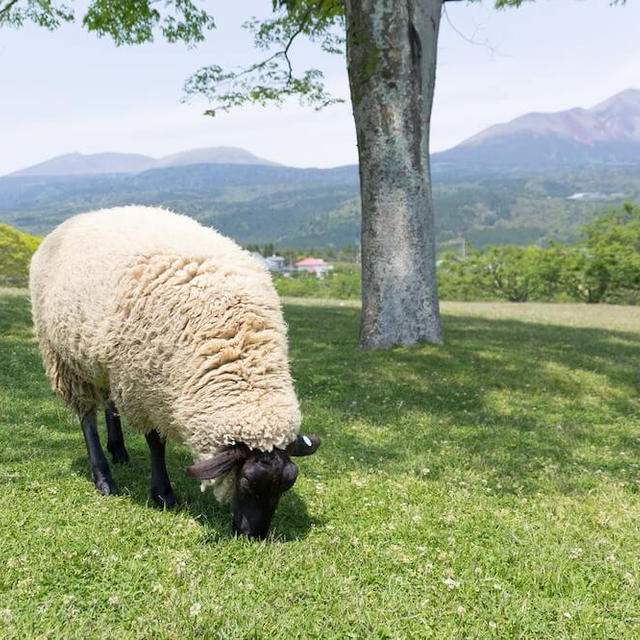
[0,0,20,18]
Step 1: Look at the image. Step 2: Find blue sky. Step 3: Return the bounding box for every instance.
[0,0,638,175]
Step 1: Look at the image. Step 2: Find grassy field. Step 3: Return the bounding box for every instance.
[1,289,640,638]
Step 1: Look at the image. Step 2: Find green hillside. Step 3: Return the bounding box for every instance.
[0,223,41,287]
[1,164,639,249]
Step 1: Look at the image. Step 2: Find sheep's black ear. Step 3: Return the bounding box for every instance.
[186,445,248,480]
[285,435,320,457]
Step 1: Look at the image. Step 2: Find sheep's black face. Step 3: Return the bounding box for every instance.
[232,450,299,540]
[186,434,320,541]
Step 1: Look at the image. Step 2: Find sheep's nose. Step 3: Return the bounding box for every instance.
[233,516,267,540]
[233,524,267,540]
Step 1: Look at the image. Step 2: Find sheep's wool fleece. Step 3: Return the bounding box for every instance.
[30,206,301,458]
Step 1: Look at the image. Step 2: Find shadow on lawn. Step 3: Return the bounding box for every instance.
[285,303,640,493]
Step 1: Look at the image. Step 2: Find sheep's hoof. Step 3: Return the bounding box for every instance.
[109,446,130,465]
[95,475,118,496]
[151,491,178,510]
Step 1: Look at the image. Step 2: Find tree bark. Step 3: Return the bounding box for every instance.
[345,0,443,348]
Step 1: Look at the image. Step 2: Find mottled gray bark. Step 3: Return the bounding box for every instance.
[345,0,443,348]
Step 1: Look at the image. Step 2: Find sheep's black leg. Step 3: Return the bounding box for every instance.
[145,429,177,509]
[105,402,129,464]
[81,409,117,496]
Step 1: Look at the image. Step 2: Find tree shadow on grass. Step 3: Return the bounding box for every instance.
[284,303,640,494]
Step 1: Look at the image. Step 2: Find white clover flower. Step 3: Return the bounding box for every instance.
[443,577,460,589]
[189,602,202,616]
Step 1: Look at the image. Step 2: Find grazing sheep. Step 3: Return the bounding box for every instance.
[29,206,319,539]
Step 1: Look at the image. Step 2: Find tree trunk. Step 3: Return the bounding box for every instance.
[345,0,443,348]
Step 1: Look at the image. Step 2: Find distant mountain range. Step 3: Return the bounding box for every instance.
[8,146,279,177]
[9,89,640,179]
[2,90,639,248]
[433,89,640,171]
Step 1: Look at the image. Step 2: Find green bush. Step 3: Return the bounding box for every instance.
[0,223,41,288]
[273,264,361,300]
[439,203,640,304]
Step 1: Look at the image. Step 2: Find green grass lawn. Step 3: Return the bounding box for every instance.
[1,288,640,638]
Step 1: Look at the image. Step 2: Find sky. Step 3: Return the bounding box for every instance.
[0,0,639,175]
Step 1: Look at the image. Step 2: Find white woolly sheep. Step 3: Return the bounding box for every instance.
[29,205,320,539]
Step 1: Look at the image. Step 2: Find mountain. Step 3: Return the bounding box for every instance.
[155,147,280,168]
[3,90,640,248]
[434,89,640,172]
[8,146,278,177]
[1,161,639,250]
[10,152,157,177]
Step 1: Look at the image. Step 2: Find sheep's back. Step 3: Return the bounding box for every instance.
[29,206,299,450]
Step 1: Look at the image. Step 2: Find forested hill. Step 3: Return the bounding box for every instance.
[1,162,639,249]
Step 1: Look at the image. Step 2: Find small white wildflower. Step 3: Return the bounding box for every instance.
[563,612,572,619]
[246,582,254,591]
[421,468,431,475]
[175,560,187,576]
[424,563,434,573]
[606,554,616,563]
[474,567,482,575]
[443,577,460,589]
[457,606,466,615]
[412,515,421,523]
[447,536,455,546]
[108,595,119,605]
[624,572,635,585]
[189,602,202,616]
[569,547,583,559]
[493,583,502,591]
[152,583,164,594]
[489,621,497,629]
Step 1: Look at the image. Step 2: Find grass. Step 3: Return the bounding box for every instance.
[1,288,640,638]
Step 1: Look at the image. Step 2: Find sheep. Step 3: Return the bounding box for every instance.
[29,205,320,539]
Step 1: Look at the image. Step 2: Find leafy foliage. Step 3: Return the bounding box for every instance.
[438,203,640,304]
[274,264,361,299]
[183,1,344,114]
[0,222,40,287]
[0,0,215,45]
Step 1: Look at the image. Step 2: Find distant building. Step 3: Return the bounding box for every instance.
[295,257,333,277]
[266,255,287,272]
